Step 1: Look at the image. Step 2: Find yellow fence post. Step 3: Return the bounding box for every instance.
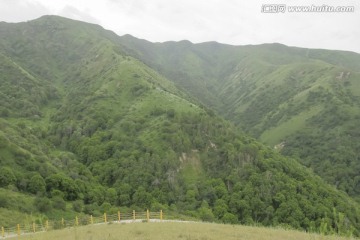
[90,215,94,225]
[118,211,121,222]
[45,220,49,231]
[17,224,20,236]
[147,209,150,222]
[133,210,136,220]
[61,218,64,228]
[104,213,107,223]
[75,216,79,226]
[32,222,36,233]
[1,226,4,237]
[160,210,163,220]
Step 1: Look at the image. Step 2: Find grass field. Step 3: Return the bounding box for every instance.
[260,104,322,146]
[17,221,355,240]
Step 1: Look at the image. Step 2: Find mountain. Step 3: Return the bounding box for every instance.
[0,15,359,236]
[117,35,360,199]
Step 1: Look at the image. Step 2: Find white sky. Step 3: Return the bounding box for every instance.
[0,0,359,53]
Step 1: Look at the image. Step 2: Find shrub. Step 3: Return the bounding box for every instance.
[0,195,8,208]
[52,196,66,211]
[73,200,84,212]
[34,197,52,212]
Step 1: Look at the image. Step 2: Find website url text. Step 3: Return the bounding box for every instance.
[261,4,355,13]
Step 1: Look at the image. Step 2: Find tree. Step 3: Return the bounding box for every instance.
[0,167,16,187]
[132,186,152,209]
[185,189,198,210]
[118,194,131,206]
[115,182,132,206]
[213,179,228,200]
[106,188,117,205]
[198,201,215,222]
[84,186,105,205]
[45,173,79,200]
[222,212,238,224]
[45,174,64,192]
[28,174,46,194]
[100,202,112,213]
[213,199,229,219]
[61,177,79,200]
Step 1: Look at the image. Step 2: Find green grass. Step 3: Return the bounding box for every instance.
[179,151,204,186]
[260,105,322,146]
[17,221,356,240]
[0,189,38,227]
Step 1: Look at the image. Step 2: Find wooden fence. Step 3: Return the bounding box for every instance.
[1,210,163,238]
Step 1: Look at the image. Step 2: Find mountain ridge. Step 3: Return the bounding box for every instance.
[116,29,360,199]
[0,15,359,236]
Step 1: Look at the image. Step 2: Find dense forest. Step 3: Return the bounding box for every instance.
[0,16,359,236]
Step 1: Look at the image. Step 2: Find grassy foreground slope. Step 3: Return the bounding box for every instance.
[18,222,356,240]
[118,36,360,198]
[0,16,360,236]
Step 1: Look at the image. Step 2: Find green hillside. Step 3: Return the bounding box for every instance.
[0,16,360,236]
[118,36,360,199]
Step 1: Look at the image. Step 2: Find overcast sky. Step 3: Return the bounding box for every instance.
[0,0,359,53]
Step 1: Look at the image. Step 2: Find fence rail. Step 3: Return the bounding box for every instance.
[1,210,163,238]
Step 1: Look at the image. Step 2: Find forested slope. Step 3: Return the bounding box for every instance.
[118,35,360,200]
[0,16,359,236]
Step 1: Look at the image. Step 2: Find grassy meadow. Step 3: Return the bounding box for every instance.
[17,221,355,240]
